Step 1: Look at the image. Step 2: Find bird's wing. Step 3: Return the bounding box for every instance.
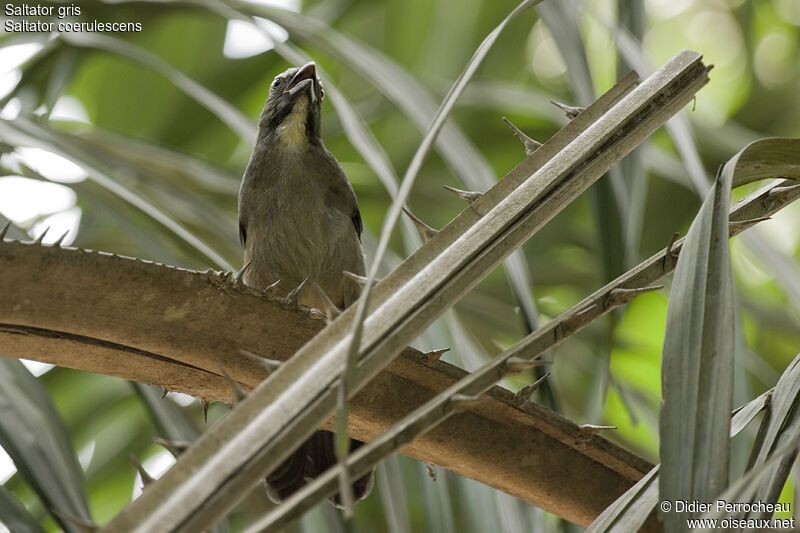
[322,154,363,240]
[238,220,247,246]
[351,207,363,239]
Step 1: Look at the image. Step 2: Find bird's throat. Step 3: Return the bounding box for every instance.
[277,98,309,150]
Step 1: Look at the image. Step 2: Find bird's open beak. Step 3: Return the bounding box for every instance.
[286,62,317,104]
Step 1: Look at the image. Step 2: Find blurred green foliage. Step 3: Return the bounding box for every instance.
[1,0,799,531]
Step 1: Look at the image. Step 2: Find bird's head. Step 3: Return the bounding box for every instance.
[258,61,325,149]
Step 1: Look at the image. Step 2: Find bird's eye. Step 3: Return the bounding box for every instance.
[272,78,281,89]
[320,87,325,99]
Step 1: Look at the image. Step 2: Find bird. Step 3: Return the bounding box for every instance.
[237,61,374,506]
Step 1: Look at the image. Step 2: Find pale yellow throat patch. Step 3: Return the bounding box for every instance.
[277,98,309,150]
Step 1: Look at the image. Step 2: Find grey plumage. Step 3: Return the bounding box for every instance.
[239,63,364,310]
[238,62,373,505]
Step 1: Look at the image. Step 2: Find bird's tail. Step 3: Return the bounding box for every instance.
[265,430,375,507]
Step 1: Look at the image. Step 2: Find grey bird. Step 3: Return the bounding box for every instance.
[238,61,374,506]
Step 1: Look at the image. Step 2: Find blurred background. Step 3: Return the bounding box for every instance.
[1,0,799,531]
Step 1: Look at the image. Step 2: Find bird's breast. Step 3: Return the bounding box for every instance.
[241,170,360,290]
